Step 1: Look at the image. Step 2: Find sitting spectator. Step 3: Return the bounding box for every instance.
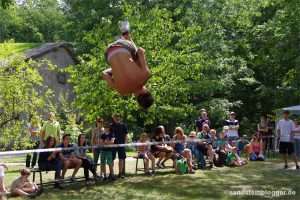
[0,163,8,194]
[197,124,214,166]
[74,134,99,186]
[209,129,218,149]
[38,136,63,189]
[173,127,195,173]
[10,169,42,198]
[150,127,172,169]
[160,126,178,172]
[187,131,205,169]
[250,133,265,161]
[100,123,116,181]
[137,133,156,175]
[59,134,82,183]
[226,147,247,167]
[237,135,250,160]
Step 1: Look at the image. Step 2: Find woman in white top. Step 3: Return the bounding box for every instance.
[292,118,300,158]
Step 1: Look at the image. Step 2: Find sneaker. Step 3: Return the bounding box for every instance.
[93,174,102,180]
[108,174,116,181]
[36,188,44,196]
[156,163,162,169]
[145,171,152,176]
[151,172,156,176]
[70,176,77,183]
[284,165,289,169]
[103,177,108,181]
[54,183,64,190]
[296,165,300,170]
[120,21,130,33]
[161,163,166,169]
[84,181,91,186]
[118,173,125,178]
[28,194,37,199]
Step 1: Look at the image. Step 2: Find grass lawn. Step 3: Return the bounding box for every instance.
[0,43,42,58]
[1,153,300,200]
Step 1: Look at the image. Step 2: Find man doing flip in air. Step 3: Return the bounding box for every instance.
[102,21,154,109]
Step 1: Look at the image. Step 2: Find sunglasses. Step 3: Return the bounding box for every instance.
[97,120,104,123]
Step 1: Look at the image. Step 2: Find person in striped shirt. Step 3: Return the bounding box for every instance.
[137,133,156,176]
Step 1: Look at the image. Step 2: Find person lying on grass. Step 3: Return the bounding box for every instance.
[225,147,247,167]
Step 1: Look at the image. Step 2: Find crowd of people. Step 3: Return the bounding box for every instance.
[0,109,299,198]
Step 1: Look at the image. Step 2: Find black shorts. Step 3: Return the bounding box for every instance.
[279,142,294,155]
[112,147,126,160]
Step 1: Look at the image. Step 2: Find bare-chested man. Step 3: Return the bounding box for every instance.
[101,21,154,109]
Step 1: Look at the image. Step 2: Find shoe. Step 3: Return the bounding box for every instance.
[151,172,156,176]
[70,176,77,183]
[103,177,108,181]
[54,183,64,190]
[118,173,125,178]
[36,188,44,196]
[284,165,289,169]
[161,163,166,169]
[84,181,91,186]
[108,174,116,181]
[156,163,162,169]
[296,165,300,170]
[120,21,130,33]
[93,174,102,180]
[145,171,152,176]
[28,194,37,199]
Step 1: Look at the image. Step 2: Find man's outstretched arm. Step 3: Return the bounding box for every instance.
[101,68,116,88]
[136,48,151,78]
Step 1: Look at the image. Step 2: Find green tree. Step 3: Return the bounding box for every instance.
[0,42,54,150]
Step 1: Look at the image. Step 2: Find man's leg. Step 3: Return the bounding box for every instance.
[61,160,70,178]
[71,159,82,177]
[283,154,288,166]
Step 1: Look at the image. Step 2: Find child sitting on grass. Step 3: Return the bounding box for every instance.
[137,133,156,176]
[10,168,42,198]
[225,147,247,167]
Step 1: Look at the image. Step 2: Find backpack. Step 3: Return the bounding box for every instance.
[214,150,226,167]
[177,159,188,174]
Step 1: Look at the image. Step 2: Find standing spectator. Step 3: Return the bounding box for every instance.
[26,115,41,168]
[224,112,240,142]
[173,127,195,173]
[41,112,61,144]
[249,133,265,161]
[266,117,274,151]
[110,113,127,178]
[100,123,116,181]
[91,117,104,168]
[58,134,82,182]
[196,111,211,132]
[257,116,268,153]
[277,110,299,170]
[0,163,8,194]
[38,136,63,189]
[74,134,99,186]
[292,117,300,158]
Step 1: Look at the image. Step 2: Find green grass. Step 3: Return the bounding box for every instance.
[2,154,300,200]
[0,43,42,58]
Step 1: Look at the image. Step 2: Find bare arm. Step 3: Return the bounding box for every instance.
[101,68,116,88]
[136,48,151,78]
